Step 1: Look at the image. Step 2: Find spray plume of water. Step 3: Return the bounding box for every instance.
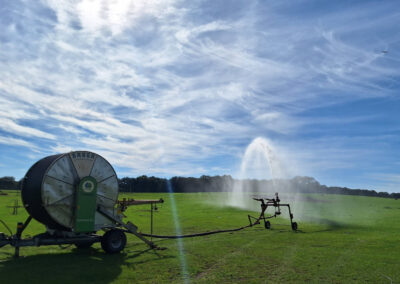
[166,180,190,283]
[225,137,309,218]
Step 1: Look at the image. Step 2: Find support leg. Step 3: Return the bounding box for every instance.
[14,216,32,258]
[150,203,153,242]
[287,205,293,225]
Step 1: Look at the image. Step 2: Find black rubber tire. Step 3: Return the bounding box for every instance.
[101,229,127,254]
[264,220,271,229]
[291,222,298,231]
[75,241,93,249]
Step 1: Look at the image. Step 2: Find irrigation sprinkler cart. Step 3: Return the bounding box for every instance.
[0,151,164,257]
[248,193,298,231]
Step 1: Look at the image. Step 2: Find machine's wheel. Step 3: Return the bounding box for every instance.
[75,241,94,249]
[264,220,271,229]
[101,229,126,254]
[291,222,298,231]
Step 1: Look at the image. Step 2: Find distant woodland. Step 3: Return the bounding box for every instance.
[1,175,399,199]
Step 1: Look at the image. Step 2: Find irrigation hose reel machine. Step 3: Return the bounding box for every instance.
[0,151,163,257]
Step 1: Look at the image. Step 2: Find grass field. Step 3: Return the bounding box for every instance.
[0,190,399,283]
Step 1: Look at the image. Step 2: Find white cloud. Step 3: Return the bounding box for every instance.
[0,118,55,140]
[0,136,37,149]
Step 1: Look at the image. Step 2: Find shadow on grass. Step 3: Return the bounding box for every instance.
[0,247,174,284]
[255,218,365,234]
[304,217,365,233]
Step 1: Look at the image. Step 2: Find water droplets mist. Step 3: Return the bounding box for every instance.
[228,137,301,211]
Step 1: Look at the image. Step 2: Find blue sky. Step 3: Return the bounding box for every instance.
[0,0,399,192]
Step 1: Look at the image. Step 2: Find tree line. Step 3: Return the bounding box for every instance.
[119,175,400,199]
[1,175,399,199]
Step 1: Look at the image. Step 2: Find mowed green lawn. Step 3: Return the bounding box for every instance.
[0,190,399,283]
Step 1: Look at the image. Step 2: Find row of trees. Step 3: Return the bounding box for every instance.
[0,176,19,190]
[1,175,399,199]
[119,175,400,199]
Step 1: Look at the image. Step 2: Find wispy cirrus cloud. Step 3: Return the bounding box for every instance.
[0,136,37,149]
[0,0,399,191]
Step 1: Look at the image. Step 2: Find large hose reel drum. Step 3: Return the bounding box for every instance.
[21,151,119,232]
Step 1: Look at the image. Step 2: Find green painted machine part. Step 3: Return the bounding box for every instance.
[74,176,98,232]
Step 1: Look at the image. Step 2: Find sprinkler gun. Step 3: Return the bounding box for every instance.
[248,193,298,231]
[117,198,164,213]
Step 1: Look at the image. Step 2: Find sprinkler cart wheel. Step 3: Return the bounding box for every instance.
[264,220,271,229]
[291,222,298,231]
[101,229,127,254]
